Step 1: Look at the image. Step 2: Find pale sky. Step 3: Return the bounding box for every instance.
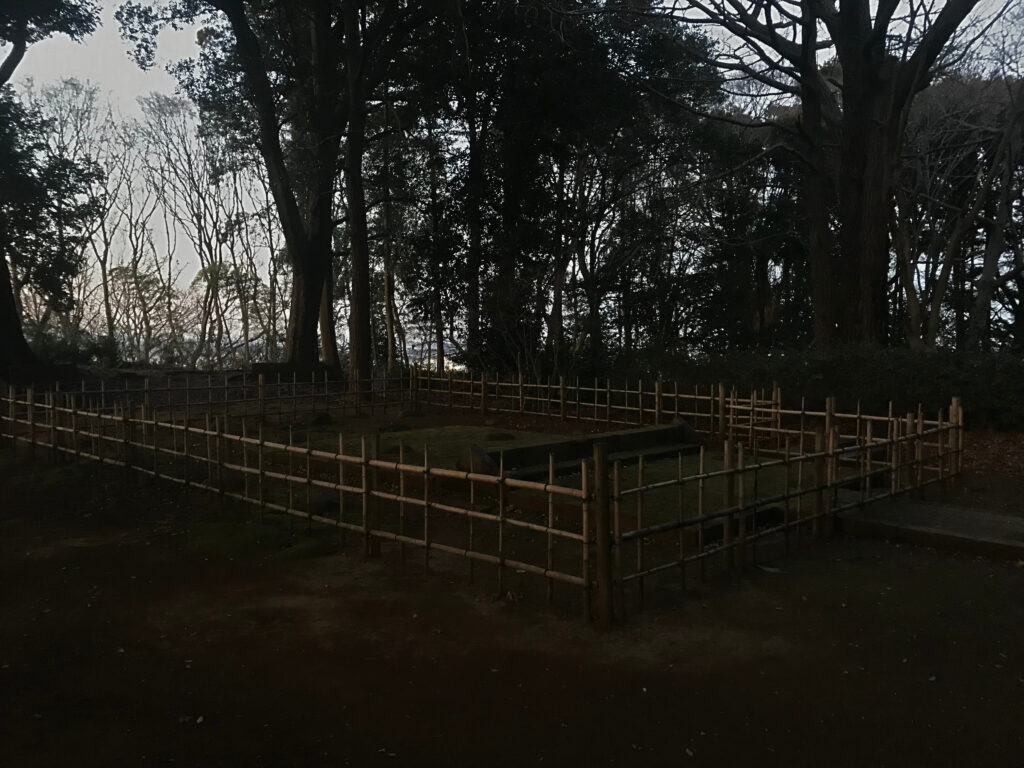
[6,0,199,112]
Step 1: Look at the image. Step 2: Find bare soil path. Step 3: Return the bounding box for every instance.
[1,444,1023,767]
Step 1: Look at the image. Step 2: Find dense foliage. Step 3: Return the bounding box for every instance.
[0,0,1021,385]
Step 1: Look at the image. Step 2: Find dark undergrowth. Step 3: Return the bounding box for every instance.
[643,348,1024,431]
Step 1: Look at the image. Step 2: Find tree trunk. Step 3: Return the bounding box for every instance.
[465,108,484,368]
[965,167,1011,350]
[548,256,568,372]
[344,96,372,396]
[0,254,38,373]
[798,10,838,349]
[319,263,342,370]
[966,115,1020,350]
[285,255,326,369]
[836,78,897,345]
[433,284,445,374]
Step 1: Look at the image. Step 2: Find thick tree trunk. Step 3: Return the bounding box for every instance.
[837,114,894,345]
[893,200,924,349]
[798,9,839,349]
[319,264,342,370]
[383,260,398,376]
[284,256,326,369]
[465,110,483,368]
[0,255,38,373]
[344,103,373,396]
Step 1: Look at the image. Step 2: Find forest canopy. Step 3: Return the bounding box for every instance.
[1,0,1022,380]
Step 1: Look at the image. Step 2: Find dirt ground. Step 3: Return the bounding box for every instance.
[2,441,1023,768]
[915,431,1024,517]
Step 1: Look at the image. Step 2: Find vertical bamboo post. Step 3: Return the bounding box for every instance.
[636,455,645,609]
[722,439,734,568]
[399,443,407,564]
[773,382,782,450]
[613,459,624,618]
[258,373,265,420]
[27,386,35,459]
[914,411,924,489]
[799,397,807,454]
[855,399,862,453]
[747,390,755,447]
[257,424,265,522]
[366,436,381,552]
[292,371,297,419]
[903,412,913,490]
[559,375,566,422]
[7,385,14,451]
[813,428,825,538]
[655,380,663,425]
[865,420,874,499]
[236,420,248,502]
[890,417,899,495]
[480,373,487,413]
[518,374,525,415]
[677,450,685,591]
[636,380,643,425]
[694,447,705,583]
[717,383,726,437]
[423,444,431,571]
[546,453,555,604]
[950,396,962,474]
[216,416,224,498]
[96,405,102,466]
[735,443,746,570]
[187,377,196,429]
[728,388,736,443]
[580,457,590,621]
[152,407,158,479]
[49,391,58,463]
[71,393,79,462]
[468,450,476,582]
[783,438,792,553]
[827,426,838,529]
[205,413,212,487]
[122,400,130,477]
[593,377,599,421]
[575,376,581,421]
[497,451,506,595]
[605,379,612,424]
[944,400,954,476]
[361,436,370,554]
[593,443,613,626]
[182,403,191,487]
[337,434,346,540]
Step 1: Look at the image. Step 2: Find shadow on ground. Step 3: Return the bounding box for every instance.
[1,449,1022,767]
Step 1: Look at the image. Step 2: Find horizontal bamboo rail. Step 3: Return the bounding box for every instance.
[0,381,963,623]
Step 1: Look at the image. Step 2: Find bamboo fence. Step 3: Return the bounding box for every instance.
[0,374,964,624]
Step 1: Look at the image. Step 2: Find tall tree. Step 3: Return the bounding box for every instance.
[119,0,433,389]
[659,0,997,345]
[0,0,99,373]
